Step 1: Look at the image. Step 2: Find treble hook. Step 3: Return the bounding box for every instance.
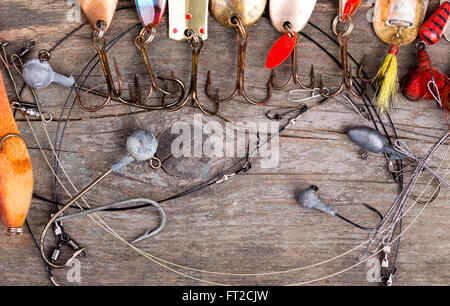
[39,129,162,268]
[206,16,272,105]
[299,186,383,231]
[162,30,219,116]
[319,15,368,99]
[271,22,315,91]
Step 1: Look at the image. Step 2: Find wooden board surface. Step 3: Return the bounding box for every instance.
[0,0,448,286]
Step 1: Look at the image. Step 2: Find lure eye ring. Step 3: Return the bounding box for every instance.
[332,14,354,37]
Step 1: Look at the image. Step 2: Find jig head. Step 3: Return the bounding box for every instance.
[206,0,272,105]
[23,56,75,89]
[164,0,219,116]
[402,2,449,105]
[267,0,317,90]
[347,126,406,160]
[318,0,370,100]
[39,129,162,268]
[299,185,383,231]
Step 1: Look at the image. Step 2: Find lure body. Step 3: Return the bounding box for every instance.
[136,0,167,28]
[209,0,267,28]
[419,1,450,45]
[168,0,209,40]
[80,0,119,32]
[340,0,362,21]
[0,72,33,235]
[269,0,317,33]
[373,0,429,46]
[347,126,405,160]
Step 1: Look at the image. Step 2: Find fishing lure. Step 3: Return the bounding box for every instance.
[443,0,450,41]
[206,0,272,105]
[39,129,163,268]
[402,1,449,108]
[0,72,33,236]
[78,0,185,112]
[371,0,429,112]
[319,0,369,99]
[266,0,317,90]
[347,126,450,188]
[77,0,126,111]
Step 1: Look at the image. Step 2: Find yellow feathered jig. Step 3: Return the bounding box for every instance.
[374,44,400,112]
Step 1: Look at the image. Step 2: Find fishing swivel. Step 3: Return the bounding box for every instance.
[206,12,272,105]
[319,15,368,99]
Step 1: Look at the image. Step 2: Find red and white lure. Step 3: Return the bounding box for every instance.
[402,1,449,111]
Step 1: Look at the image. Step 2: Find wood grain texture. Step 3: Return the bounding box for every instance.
[0,0,448,286]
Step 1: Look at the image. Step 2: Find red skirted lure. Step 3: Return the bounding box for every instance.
[402,1,449,105]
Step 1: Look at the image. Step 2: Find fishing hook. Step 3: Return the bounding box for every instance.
[298,186,383,231]
[161,30,219,116]
[319,15,368,99]
[270,22,315,91]
[205,16,272,105]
